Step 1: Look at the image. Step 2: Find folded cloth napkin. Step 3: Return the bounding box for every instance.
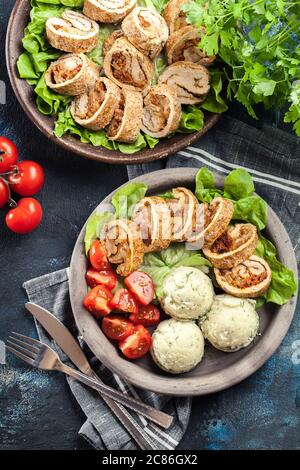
[23,115,300,451]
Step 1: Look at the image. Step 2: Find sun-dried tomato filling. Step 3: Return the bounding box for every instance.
[143,94,170,133]
[220,264,268,289]
[111,52,147,88]
[52,60,82,84]
[107,94,125,137]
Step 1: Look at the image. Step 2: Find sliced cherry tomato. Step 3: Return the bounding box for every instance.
[83,284,113,317]
[0,178,9,208]
[8,161,45,196]
[119,325,152,360]
[86,268,117,290]
[124,271,154,306]
[89,240,110,270]
[5,198,43,234]
[0,137,18,173]
[109,288,139,314]
[102,315,135,341]
[129,304,160,326]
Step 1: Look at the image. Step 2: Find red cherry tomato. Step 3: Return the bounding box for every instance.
[6,198,43,234]
[119,325,152,360]
[102,316,135,341]
[124,271,154,306]
[129,304,160,327]
[109,288,139,314]
[86,268,117,291]
[0,178,9,208]
[83,284,113,317]
[0,137,18,173]
[8,161,44,196]
[89,240,110,270]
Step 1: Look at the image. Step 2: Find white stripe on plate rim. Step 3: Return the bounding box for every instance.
[123,378,179,447]
[178,150,300,196]
[187,146,300,188]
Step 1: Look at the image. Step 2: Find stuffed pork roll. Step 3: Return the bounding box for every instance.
[107,89,143,143]
[103,37,153,93]
[159,61,210,105]
[83,0,136,23]
[140,84,181,138]
[131,196,172,252]
[102,30,124,56]
[121,7,169,59]
[46,9,99,53]
[70,77,120,131]
[165,25,215,66]
[101,219,145,276]
[203,223,258,269]
[214,255,272,298]
[163,0,190,34]
[45,53,99,96]
[167,187,200,242]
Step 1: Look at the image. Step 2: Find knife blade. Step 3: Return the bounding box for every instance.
[25,302,92,374]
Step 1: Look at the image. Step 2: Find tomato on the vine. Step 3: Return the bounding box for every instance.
[8,161,45,196]
[0,137,18,173]
[6,198,43,234]
[0,178,9,208]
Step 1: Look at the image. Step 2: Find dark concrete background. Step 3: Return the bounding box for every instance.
[0,0,299,450]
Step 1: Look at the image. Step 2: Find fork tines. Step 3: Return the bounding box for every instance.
[6,332,41,366]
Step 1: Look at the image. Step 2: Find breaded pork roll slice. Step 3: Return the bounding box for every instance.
[165,25,215,66]
[163,0,190,34]
[83,0,136,23]
[141,84,181,139]
[103,37,153,94]
[214,255,272,299]
[203,223,258,269]
[121,7,169,59]
[71,77,120,131]
[45,53,99,96]
[101,219,145,276]
[159,61,210,105]
[46,9,99,53]
[107,89,143,143]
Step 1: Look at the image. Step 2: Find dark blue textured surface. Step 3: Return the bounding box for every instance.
[0,0,299,450]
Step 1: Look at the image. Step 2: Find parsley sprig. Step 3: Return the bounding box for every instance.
[183,0,300,136]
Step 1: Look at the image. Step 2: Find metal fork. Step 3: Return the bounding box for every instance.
[7,332,173,429]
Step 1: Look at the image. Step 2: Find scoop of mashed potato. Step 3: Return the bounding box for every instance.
[151,319,205,374]
[160,266,214,321]
[200,294,259,352]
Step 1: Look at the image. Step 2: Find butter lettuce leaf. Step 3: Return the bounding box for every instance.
[112,182,148,219]
[84,212,114,255]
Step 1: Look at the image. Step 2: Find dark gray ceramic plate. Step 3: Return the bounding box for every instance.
[69,169,298,395]
[6,0,219,165]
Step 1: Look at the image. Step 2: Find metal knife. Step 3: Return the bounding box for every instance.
[25,302,168,449]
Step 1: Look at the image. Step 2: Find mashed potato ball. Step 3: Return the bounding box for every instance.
[200,294,259,352]
[160,266,214,321]
[151,319,205,374]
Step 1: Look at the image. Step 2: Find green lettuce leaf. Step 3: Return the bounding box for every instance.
[141,243,211,298]
[84,212,114,255]
[232,195,267,230]
[201,69,228,114]
[224,168,255,200]
[179,106,204,133]
[112,182,148,219]
[195,167,223,202]
[255,234,297,305]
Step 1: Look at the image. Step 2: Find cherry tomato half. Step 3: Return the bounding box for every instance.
[89,240,110,270]
[124,271,154,306]
[6,198,43,234]
[86,268,117,291]
[8,161,45,196]
[83,284,113,317]
[0,178,9,208]
[119,325,152,360]
[129,304,160,327]
[0,137,18,173]
[109,288,139,314]
[102,316,135,341]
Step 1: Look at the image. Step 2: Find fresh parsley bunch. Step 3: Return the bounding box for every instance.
[183,0,300,136]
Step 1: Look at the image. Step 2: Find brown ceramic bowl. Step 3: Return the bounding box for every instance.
[6,0,219,165]
[69,169,298,396]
